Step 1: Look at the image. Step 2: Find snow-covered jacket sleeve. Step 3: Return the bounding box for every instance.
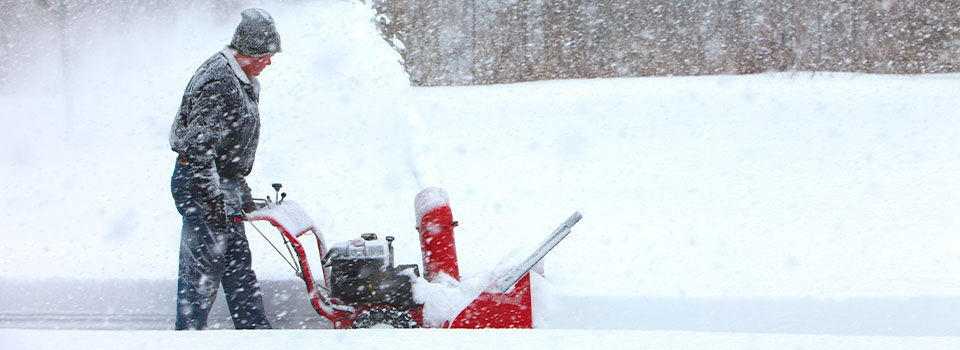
[178,78,233,208]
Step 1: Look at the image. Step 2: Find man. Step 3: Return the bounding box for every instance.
[169,8,280,330]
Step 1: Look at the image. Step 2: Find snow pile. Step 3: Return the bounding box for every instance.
[411,273,483,327]
[528,272,554,328]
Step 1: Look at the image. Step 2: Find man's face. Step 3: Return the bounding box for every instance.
[235,54,273,77]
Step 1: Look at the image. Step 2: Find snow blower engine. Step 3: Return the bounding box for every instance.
[324,233,421,311]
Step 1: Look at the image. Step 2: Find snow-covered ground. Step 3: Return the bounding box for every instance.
[4,328,960,350]
[2,0,960,348]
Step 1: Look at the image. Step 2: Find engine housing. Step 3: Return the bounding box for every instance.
[325,233,420,310]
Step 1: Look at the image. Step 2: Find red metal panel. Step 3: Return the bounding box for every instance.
[450,273,533,328]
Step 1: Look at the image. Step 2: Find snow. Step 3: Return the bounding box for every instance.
[247,200,322,238]
[2,0,960,348]
[411,271,481,327]
[4,328,958,350]
[413,187,449,224]
[4,328,960,350]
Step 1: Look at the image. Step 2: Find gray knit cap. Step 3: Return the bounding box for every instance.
[231,8,281,57]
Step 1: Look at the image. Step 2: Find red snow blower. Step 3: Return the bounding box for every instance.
[244,184,581,329]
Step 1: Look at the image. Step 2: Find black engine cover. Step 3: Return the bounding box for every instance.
[327,239,421,310]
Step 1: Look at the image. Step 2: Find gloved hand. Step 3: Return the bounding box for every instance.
[238,177,261,214]
[242,199,261,214]
[203,194,230,232]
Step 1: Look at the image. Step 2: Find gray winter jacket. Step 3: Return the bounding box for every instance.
[170,47,260,218]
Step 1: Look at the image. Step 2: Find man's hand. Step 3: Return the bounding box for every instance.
[238,177,261,214]
[242,199,262,214]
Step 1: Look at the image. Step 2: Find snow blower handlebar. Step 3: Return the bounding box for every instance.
[246,183,286,209]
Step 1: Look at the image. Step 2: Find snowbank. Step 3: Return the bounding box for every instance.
[1,0,960,305]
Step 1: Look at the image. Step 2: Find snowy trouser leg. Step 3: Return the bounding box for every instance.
[175,215,224,330]
[172,161,272,330]
[220,222,271,329]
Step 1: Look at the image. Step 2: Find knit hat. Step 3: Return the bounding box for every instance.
[231,8,281,57]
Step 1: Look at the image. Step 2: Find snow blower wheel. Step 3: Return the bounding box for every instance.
[349,307,419,329]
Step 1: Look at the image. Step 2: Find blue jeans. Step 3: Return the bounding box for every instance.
[172,161,271,330]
